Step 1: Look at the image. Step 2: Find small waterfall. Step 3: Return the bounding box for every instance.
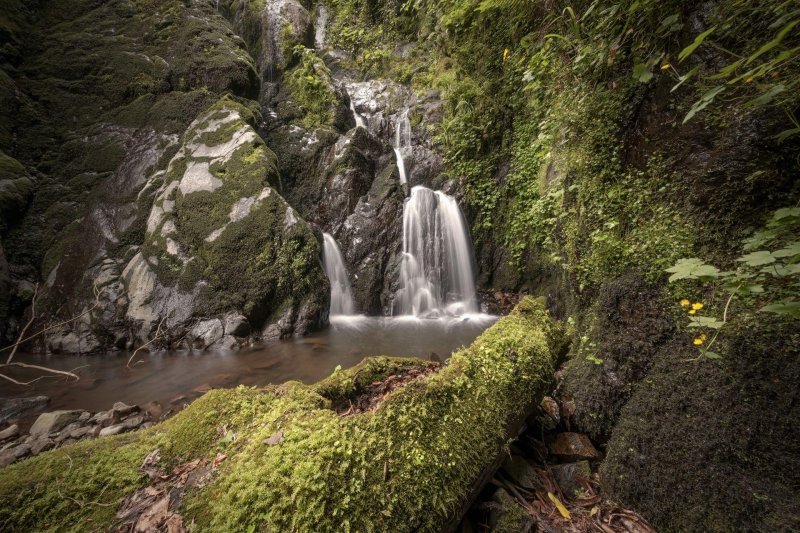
[393,110,411,185]
[322,233,356,316]
[314,4,328,50]
[393,186,478,317]
[350,99,366,129]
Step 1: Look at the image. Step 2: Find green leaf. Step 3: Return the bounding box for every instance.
[702,350,722,360]
[760,300,800,319]
[736,250,776,266]
[687,316,725,329]
[633,62,653,83]
[666,258,721,282]
[745,19,800,66]
[772,242,800,259]
[744,84,785,108]
[671,65,699,92]
[775,127,800,143]
[683,86,725,123]
[678,26,716,62]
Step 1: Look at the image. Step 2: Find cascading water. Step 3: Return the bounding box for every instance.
[393,110,411,185]
[322,233,356,316]
[350,98,366,129]
[393,186,478,317]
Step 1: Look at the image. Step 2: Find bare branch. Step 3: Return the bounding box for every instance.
[127,317,167,369]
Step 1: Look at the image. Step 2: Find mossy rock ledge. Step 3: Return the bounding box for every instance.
[0,297,562,532]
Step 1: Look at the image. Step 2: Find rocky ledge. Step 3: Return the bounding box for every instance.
[0,401,160,468]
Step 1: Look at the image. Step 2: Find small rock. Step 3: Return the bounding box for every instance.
[223,312,250,337]
[30,438,54,456]
[141,422,154,430]
[70,426,92,439]
[0,396,49,425]
[99,424,125,437]
[551,461,591,496]
[112,402,138,416]
[90,410,118,427]
[122,415,144,429]
[12,443,31,459]
[0,424,19,441]
[77,411,91,423]
[502,454,539,490]
[560,398,576,419]
[29,410,83,437]
[143,401,163,420]
[0,448,16,467]
[194,383,212,394]
[548,432,600,459]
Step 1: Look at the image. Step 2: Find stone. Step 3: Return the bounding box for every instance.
[0,448,16,467]
[69,426,92,439]
[90,410,118,427]
[112,402,138,416]
[501,454,539,490]
[78,411,91,423]
[0,424,19,441]
[0,396,49,424]
[551,461,591,496]
[143,401,163,420]
[223,312,250,337]
[29,410,82,437]
[548,432,600,459]
[190,319,224,348]
[122,415,144,429]
[12,443,31,459]
[99,425,125,437]
[30,438,54,456]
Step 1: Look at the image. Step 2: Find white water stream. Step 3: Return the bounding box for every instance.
[393,110,411,185]
[322,233,356,316]
[393,186,478,317]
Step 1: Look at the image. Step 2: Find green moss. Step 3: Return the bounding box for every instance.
[285,46,338,128]
[0,298,560,532]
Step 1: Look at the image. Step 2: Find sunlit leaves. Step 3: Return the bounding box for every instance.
[665,258,720,281]
[737,251,777,266]
[761,300,800,318]
[678,26,716,62]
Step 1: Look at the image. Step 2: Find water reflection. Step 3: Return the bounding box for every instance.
[0,315,497,414]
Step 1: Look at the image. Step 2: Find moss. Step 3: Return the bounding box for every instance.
[0,298,561,531]
[284,46,338,128]
[601,316,800,532]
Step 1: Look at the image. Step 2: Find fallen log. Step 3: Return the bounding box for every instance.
[0,297,564,531]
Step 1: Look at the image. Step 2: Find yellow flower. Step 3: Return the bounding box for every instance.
[692,302,704,310]
[693,337,704,346]
[661,62,672,71]
[680,299,691,307]
[503,48,510,63]
[688,309,697,315]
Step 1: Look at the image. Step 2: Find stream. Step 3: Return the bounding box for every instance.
[1,315,496,416]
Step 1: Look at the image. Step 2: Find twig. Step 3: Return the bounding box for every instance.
[127,317,167,369]
[6,283,38,364]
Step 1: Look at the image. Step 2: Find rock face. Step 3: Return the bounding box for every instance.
[29,411,83,437]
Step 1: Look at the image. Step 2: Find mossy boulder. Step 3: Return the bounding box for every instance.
[126,95,329,343]
[0,297,563,531]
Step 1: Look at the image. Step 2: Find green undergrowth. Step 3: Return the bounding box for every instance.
[0,298,562,532]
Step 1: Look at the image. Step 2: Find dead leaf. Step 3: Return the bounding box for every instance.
[548,492,571,520]
[264,429,284,446]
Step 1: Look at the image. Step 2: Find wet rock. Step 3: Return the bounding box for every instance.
[223,312,250,337]
[210,334,239,351]
[122,415,145,429]
[99,424,125,437]
[534,395,561,431]
[90,410,118,427]
[0,448,16,467]
[0,424,19,441]
[143,401,163,420]
[30,438,54,456]
[29,410,82,437]
[502,454,539,490]
[548,432,600,459]
[77,411,91,423]
[12,443,31,459]
[191,319,224,348]
[551,461,591,496]
[112,402,138,416]
[69,426,93,440]
[0,396,49,424]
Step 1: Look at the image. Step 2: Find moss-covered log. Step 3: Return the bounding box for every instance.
[0,297,563,531]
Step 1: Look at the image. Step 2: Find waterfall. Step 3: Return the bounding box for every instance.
[314,4,328,50]
[350,99,366,129]
[393,110,411,185]
[322,233,356,316]
[393,186,478,317]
